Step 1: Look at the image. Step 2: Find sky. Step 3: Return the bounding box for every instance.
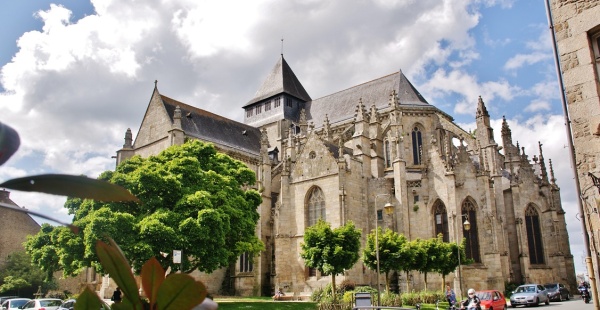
[0,0,588,277]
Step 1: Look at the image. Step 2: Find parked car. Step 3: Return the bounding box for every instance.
[0,298,17,305]
[20,298,62,310]
[57,298,111,310]
[509,284,550,307]
[477,290,507,310]
[1,298,31,310]
[544,283,570,301]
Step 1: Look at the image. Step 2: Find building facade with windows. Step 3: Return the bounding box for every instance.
[116,55,576,297]
[549,0,600,297]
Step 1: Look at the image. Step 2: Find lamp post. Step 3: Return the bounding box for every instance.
[455,212,471,301]
[375,194,394,307]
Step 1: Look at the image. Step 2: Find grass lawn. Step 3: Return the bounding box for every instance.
[212,296,450,310]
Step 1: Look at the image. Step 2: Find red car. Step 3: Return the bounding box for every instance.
[477,290,507,310]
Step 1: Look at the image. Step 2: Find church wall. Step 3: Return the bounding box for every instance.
[134,94,173,148]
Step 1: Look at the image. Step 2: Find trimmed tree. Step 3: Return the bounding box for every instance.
[362,227,407,291]
[25,140,264,276]
[300,219,362,303]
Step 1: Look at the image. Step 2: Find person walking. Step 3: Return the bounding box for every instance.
[111,287,122,303]
[461,288,480,310]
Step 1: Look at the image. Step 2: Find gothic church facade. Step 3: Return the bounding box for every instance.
[116,56,576,297]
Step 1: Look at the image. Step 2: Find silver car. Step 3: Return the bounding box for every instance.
[510,284,550,307]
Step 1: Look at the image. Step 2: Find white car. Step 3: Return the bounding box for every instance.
[20,299,62,310]
[1,298,31,310]
[510,284,550,307]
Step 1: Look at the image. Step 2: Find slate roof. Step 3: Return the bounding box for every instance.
[305,70,429,127]
[245,55,311,107]
[161,95,261,156]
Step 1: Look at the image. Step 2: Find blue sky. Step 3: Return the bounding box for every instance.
[0,0,586,276]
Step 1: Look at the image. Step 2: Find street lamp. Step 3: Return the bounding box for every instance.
[375,194,394,307]
[455,212,470,301]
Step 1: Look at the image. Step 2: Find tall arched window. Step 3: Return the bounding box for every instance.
[412,126,423,165]
[462,198,481,263]
[384,139,392,168]
[525,204,545,264]
[307,187,326,227]
[433,200,449,242]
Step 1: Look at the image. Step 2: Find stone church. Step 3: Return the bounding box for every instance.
[116,55,576,297]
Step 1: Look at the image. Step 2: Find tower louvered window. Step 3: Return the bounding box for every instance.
[462,199,481,263]
[412,127,423,165]
[525,205,545,264]
[307,187,326,227]
[433,200,449,242]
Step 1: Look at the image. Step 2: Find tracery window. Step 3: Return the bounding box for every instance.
[412,126,423,165]
[525,204,545,264]
[307,187,326,227]
[239,252,253,273]
[433,200,449,242]
[384,139,392,168]
[462,198,481,263]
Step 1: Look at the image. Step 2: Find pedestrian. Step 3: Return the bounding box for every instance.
[446,285,457,309]
[461,288,480,310]
[111,287,122,303]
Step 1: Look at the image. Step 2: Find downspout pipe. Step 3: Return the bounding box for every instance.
[543,1,599,308]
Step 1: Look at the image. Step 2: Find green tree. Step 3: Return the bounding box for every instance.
[434,237,469,291]
[419,237,447,290]
[300,219,361,303]
[404,239,426,292]
[362,228,407,291]
[25,140,264,276]
[0,276,29,295]
[0,251,54,297]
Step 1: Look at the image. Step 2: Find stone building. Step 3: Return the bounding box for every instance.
[116,55,576,297]
[0,190,41,265]
[548,0,600,298]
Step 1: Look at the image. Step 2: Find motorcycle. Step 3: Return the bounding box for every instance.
[579,285,591,303]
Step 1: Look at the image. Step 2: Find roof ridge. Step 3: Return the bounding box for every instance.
[310,71,398,101]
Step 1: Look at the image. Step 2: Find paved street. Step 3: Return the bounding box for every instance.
[510,296,594,310]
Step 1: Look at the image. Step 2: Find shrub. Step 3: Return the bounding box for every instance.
[381,291,402,307]
[339,279,356,293]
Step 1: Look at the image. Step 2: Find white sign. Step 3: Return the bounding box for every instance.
[173,250,182,264]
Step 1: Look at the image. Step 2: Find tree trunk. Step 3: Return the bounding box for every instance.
[405,271,410,292]
[424,272,428,291]
[442,274,446,291]
[332,274,337,303]
[385,271,390,292]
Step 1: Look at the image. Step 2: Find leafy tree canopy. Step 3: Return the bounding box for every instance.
[26,140,264,276]
[362,227,407,276]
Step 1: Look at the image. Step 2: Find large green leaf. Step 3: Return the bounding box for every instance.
[75,287,104,310]
[0,174,140,203]
[141,257,165,306]
[156,274,206,310]
[95,238,143,310]
[0,121,20,166]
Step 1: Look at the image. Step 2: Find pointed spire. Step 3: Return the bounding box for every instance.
[246,55,311,106]
[369,105,379,123]
[260,128,269,160]
[323,114,332,141]
[299,108,308,134]
[538,141,549,185]
[389,89,400,108]
[338,137,344,158]
[355,98,368,122]
[549,159,557,184]
[501,116,512,141]
[476,96,489,118]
